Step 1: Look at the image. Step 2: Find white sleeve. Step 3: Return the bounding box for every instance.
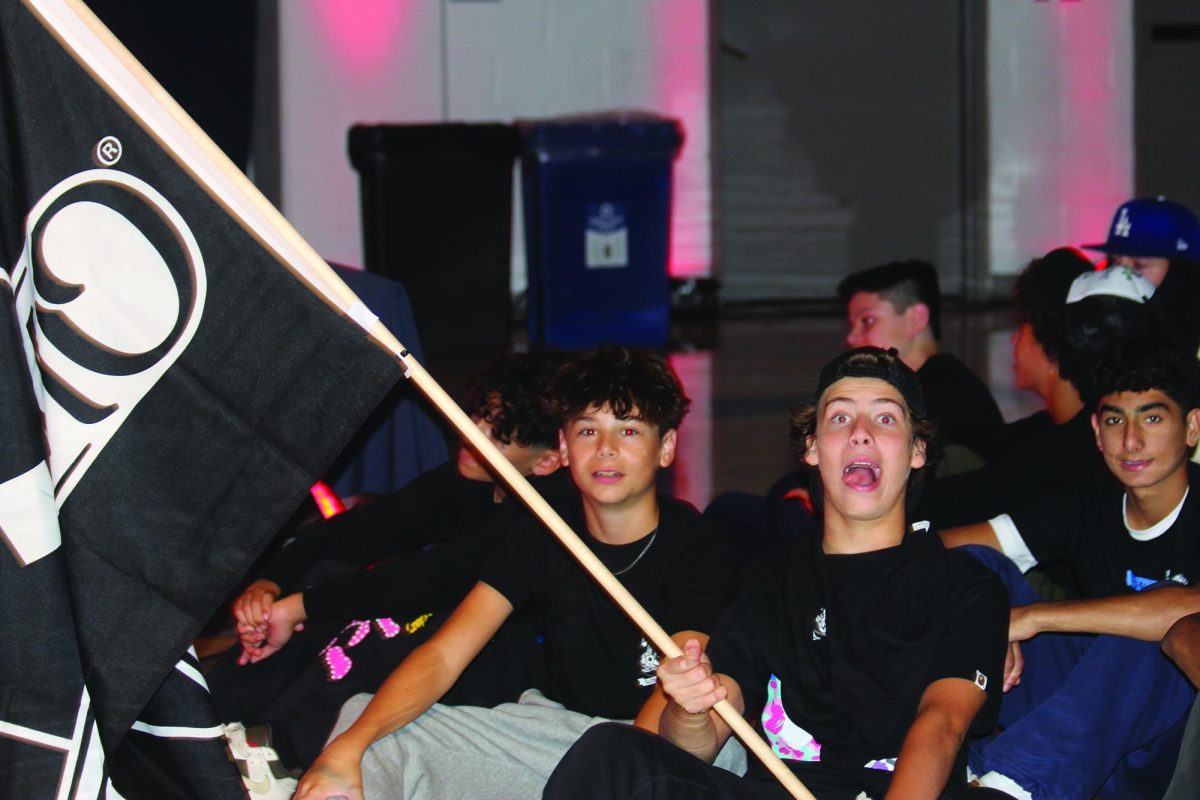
[988,514,1038,573]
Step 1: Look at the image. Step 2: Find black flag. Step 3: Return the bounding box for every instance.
[0,0,403,796]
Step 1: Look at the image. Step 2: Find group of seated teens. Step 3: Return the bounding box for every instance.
[206,197,1200,800]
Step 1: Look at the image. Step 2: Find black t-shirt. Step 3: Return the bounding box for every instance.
[301,470,574,621]
[707,528,1009,796]
[259,462,496,591]
[919,409,1100,529]
[918,352,1005,459]
[1008,461,1200,598]
[479,494,737,720]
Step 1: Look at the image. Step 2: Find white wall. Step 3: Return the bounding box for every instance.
[986,0,1133,277]
[278,2,442,267]
[278,0,711,286]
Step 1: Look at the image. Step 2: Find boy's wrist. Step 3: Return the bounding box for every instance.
[277,592,308,624]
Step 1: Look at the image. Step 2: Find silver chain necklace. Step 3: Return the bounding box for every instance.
[612,529,658,576]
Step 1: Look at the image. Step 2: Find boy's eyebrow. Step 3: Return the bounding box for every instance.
[822,396,906,412]
[1099,401,1172,415]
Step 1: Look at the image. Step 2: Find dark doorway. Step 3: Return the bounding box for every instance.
[713,1,986,302]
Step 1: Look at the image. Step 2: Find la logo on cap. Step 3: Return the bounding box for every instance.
[1113,207,1132,238]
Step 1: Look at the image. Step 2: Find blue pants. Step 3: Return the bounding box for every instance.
[959,545,1196,800]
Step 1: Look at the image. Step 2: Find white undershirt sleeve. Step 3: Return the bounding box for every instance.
[988,514,1038,574]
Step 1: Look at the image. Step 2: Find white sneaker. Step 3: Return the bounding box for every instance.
[223,722,298,799]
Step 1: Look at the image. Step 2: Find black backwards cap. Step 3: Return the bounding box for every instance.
[815,346,927,419]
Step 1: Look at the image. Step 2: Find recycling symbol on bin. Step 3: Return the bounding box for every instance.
[585,202,629,269]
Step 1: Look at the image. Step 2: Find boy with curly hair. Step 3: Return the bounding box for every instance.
[544,347,1009,799]
[297,345,737,800]
[210,348,569,774]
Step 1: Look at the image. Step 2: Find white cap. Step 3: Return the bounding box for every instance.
[1066,266,1156,305]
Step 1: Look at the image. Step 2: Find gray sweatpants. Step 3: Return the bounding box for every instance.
[329,688,747,799]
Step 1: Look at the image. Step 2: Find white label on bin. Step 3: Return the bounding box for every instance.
[585,202,628,269]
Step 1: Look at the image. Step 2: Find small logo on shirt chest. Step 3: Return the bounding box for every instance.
[637,638,660,686]
[812,608,827,641]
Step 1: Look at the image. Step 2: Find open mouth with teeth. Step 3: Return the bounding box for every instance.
[592,469,624,484]
[842,460,882,490]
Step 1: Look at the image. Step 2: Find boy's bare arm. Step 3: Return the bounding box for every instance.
[938,521,1001,551]
[1163,613,1200,687]
[885,677,986,799]
[652,638,741,764]
[1010,586,1200,643]
[295,581,514,800]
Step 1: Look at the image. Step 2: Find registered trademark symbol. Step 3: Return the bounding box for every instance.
[94,136,122,166]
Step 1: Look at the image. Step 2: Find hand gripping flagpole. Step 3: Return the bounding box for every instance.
[27,1,816,797]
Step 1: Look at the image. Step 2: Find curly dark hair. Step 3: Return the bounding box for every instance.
[788,348,939,508]
[463,347,568,450]
[1058,295,1163,402]
[1085,337,1200,414]
[543,345,690,433]
[1012,248,1092,364]
[837,259,943,341]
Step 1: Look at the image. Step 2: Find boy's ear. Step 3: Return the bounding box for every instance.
[531,448,562,476]
[910,437,927,470]
[657,429,678,468]
[1186,408,1200,449]
[803,435,818,467]
[1090,412,1102,450]
[905,302,930,336]
[557,429,570,466]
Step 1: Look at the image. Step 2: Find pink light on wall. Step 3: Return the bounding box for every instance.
[1055,2,1130,253]
[649,1,711,279]
[312,0,411,78]
[986,0,1132,275]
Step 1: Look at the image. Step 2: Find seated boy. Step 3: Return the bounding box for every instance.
[545,347,1009,800]
[209,349,567,770]
[1081,196,1200,354]
[920,264,1158,530]
[941,337,1200,799]
[841,259,1003,460]
[295,345,738,800]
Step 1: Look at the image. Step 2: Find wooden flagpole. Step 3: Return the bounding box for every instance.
[24,2,816,797]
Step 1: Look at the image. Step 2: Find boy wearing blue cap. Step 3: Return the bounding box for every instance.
[1083,196,1200,355]
[1082,196,1197,288]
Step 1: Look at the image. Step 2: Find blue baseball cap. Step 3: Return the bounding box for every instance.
[1082,197,1197,259]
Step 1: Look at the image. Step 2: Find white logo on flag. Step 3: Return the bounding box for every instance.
[93,136,122,167]
[0,169,207,566]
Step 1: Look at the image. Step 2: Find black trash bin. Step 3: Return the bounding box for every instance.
[349,124,520,360]
[519,113,684,349]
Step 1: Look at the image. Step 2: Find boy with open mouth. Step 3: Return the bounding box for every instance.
[544,346,1009,799]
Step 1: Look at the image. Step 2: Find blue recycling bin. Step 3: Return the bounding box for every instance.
[519,113,684,349]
